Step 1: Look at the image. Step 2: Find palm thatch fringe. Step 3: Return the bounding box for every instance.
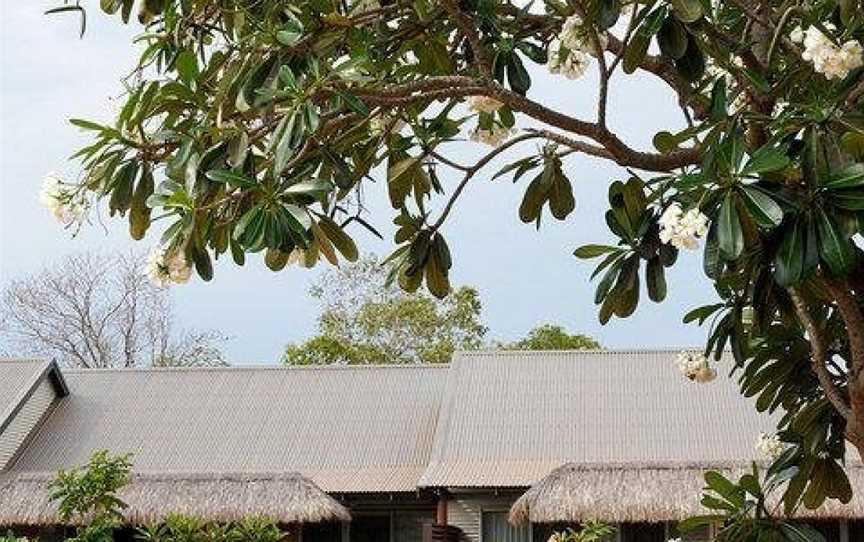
[0,472,351,526]
[509,462,864,525]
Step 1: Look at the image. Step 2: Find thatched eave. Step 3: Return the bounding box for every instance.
[0,472,351,526]
[509,462,864,525]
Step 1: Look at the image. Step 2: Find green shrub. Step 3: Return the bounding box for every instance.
[136,514,288,542]
[48,450,133,542]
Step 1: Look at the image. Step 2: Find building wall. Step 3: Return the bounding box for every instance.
[448,493,523,542]
[0,378,56,470]
[444,493,852,542]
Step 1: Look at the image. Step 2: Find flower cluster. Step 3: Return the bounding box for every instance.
[145,246,193,287]
[547,13,605,80]
[548,40,591,80]
[793,26,863,80]
[39,172,85,225]
[560,14,607,52]
[675,351,717,383]
[465,95,503,114]
[755,432,785,461]
[658,204,709,250]
[470,124,514,147]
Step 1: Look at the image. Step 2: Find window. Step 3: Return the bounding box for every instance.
[302,522,342,542]
[619,522,666,542]
[482,511,530,542]
[351,515,391,542]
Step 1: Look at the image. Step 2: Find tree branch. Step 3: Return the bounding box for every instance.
[788,286,851,419]
[431,133,542,230]
[440,0,493,77]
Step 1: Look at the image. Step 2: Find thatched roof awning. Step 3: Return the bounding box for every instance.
[0,472,351,526]
[509,462,864,525]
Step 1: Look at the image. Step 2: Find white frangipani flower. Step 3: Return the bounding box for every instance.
[465,95,503,114]
[559,14,607,53]
[39,172,85,225]
[755,432,785,461]
[470,124,514,147]
[658,204,709,250]
[548,40,591,80]
[799,26,863,80]
[790,25,805,44]
[675,351,717,384]
[547,13,606,80]
[145,246,193,287]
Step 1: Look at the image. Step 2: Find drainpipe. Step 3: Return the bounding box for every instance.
[436,491,448,526]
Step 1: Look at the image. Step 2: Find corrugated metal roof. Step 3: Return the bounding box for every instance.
[0,360,49,425]
[418,350,777,488]
[6,365,448,493]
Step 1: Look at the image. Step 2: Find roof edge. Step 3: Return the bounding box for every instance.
[0,360,67,437]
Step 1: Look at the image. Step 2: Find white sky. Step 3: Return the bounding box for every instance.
[0,2,716,364]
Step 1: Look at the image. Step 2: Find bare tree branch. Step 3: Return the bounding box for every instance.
[0,252,228,368]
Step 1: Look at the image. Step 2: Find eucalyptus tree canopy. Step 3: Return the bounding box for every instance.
[46,0,864,514]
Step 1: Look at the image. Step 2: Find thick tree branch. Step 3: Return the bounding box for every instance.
[824,281,864,382]
[788,287,851,420]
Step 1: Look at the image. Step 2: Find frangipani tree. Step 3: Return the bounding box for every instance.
[44,0,864,514]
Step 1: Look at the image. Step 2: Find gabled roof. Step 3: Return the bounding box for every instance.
[418,349,776,488]
[0,360,66,434]
[4,364,447,493]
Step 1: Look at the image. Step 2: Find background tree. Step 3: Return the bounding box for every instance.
[0,252,227,368]
[47,0,864,514]
[505,324,600,350]
[282,256,486,364]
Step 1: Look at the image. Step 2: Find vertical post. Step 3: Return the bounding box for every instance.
[436,492,448,526]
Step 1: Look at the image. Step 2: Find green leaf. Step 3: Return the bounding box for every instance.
[515,41,547,63]
[670,0,703,23]
[129,167,154,240]
[817,211,856,276]
[675,35,705,81]
[824,163,864,189]
[318,216,358,262]
[337,92,369,116]
[109,161,138,216]
[683,303,725,325]
[191,246,213,281]
[839,132,864,160]
[573,245,618,259]
[548,170,575,220]
[775,219,815,287]
[741,145,790,176]
[283,179,334,198]
[175,50,199,89]
[741,186,784,228]
[519,173,549,224]
[709,78,727,120]
[704,471,745,506]
[646,257,667,302]
[276,20,303,46]
[658,15,688,59]
[623,7,666,74]
[718,193,744,259]
[506,54,531,95]
[652,131,678,153]
[205,169,257,188]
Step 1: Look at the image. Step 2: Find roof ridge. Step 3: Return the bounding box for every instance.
[61,363,451,374]
[0,358,50,365]
[457,347,701,356]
